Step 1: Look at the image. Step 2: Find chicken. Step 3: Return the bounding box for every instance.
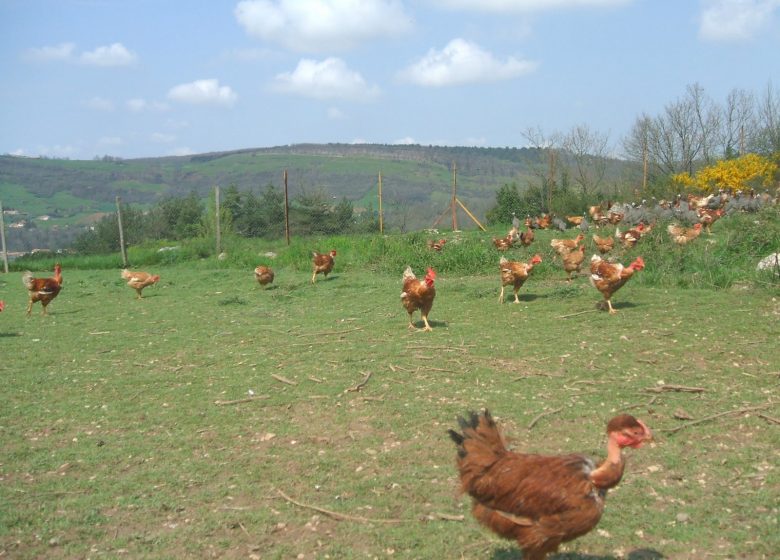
[22,263,62,316]
[519,226,535,247]
[536,214,552,229]
[254,265,274,287]
[550,233,584,256]
[667,223,703,245]
[0,300,4,312]
[311,249,337,283]
[590,254,645,314]
[492,235,514,251]
[449,410,652,560]
[499,255,542,304]
[615,223,645,249]
[121,269,160,299]
[561,244,586,282]
[592,234,614,254]
[566,215,584,226]
[400,266,436,331]
[697,208,723,234]
[607,211,624,225]
[427,238,446,251]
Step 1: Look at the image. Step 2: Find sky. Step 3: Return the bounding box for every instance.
[1,0,779,161]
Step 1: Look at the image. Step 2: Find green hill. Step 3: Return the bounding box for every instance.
[0,144,541,222]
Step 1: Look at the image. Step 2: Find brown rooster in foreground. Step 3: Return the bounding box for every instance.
[400,266,436,331]
[23,264,63,316]
[254,265,274,287]
[449,410,652,560]
[668,223,703,245]
[499,255,542,304]
[121,269,160,299]
[311,250,337,283]
[590,254,645,314]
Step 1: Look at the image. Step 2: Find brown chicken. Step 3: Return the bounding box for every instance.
[590,254,645,314]
[254,265,274,287]
[667,223,702,245]
[592,234,614,254]
[492,235,514,251]
[562,244,586,282]
[615,223,645,249]
[311,249,337,283]
[427,238,447,251]
[23,264,62,316]
[499,255,542,304]
[550,233,584,256]
[519,226,535,247]
[400,266,436,331]
[449,410,652,560]
[121,269,160,299]
[697,208,723,234]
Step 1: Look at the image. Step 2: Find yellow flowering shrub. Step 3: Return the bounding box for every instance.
[688,154,777,194]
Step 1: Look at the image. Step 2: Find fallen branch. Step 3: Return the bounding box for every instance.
[432,512,464,521]
[345,371,372,393]
[643,384,705,394]
[659,404,772,434]
[214,395,269,406]
[557,309,599,319]
[527,407,563,430]
[271,374,297,386]
[625,395,659,410]
[276,489,403,524]
[297,327,363,337]
[758,413,780,425]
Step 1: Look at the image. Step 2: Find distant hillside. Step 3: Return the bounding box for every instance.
[0,143,634,252]
[0,143,540,222]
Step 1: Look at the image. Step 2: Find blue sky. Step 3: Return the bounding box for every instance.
[1,0,779,160]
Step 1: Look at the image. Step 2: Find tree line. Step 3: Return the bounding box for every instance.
[73,184,379,254]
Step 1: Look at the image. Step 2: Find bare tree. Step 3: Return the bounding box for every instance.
[686,83,721,165]
[562,124,610,199]
[720,88,756,158]
[521,126,562,211]
[754,82,780,154]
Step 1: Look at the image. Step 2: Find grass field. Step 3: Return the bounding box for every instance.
[1,255,778,559]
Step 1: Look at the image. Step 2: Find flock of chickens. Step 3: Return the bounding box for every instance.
[12,190,769,560]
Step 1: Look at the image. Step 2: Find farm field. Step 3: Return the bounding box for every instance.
[0,264,778,559]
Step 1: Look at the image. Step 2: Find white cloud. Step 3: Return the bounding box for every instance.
[23,42,75,62]
[327,107,346,119]
[80,43,137,66]
[432,0,631,11]
[393,136,417,145]
[170,147,195,156]
[699,0,780,41]
[272,58,380,101]
[127,98,169,112]
[399,38,537,87]
[99,136,122,146]
[168,79,238,106]
[234,0,412,52]
[151,132,176,143]
[85,96,115,111]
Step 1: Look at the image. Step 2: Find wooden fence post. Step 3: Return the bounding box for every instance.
[116,196,128,267]
[378,172,383,234]
[215,186,221,256]
[284,170,290,245]
[0,200,8,273]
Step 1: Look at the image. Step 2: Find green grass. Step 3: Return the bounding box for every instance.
[0,255,778,559]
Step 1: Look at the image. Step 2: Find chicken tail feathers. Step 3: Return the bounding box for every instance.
[449,410,507,460]
[22,271,34,290]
